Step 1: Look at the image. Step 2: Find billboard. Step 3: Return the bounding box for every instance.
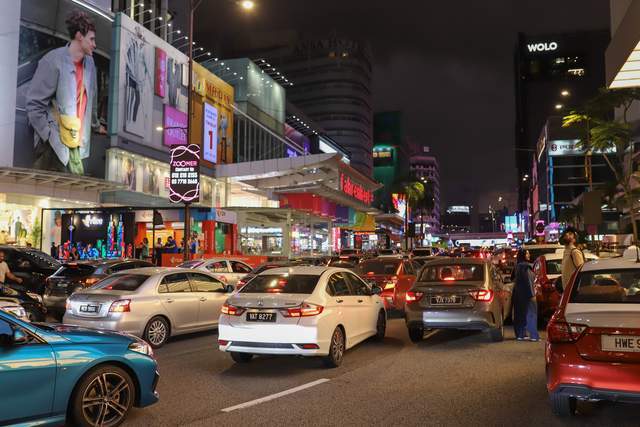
[392,193,407,220]
[203,102,218,163]
[163,105,188,146]
[169,144,200,204]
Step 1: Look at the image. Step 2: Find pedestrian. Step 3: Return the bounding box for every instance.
[561,226,585,290]
[512,249,539,341]
[154,237,163,266]
[69,244,80,261]
[0,250,23,287]
[140,237,150,260]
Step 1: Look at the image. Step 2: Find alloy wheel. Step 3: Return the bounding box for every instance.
[331,328,345,363]
[81,372,132,427]
[147,319,167,346]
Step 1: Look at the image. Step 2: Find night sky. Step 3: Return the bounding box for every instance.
[194,0,610,208]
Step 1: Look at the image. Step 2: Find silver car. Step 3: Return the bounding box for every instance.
[177,258,253,288]
[63,267,234,348]
[404,258,512,343]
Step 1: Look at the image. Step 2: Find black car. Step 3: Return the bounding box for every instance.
[0,246,60,294]
[0,285,46,321]
[43,259,154,317]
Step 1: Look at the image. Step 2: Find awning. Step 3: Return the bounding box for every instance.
[606,2,640,88]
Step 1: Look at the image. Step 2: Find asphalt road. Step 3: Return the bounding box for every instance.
[123,319,639,427]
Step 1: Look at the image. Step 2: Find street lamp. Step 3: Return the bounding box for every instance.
[239,0,255,10]
[143,16,163,25]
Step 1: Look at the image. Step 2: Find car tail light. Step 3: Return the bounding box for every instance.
[109,299,131,313]
[406,291,424,302]
[443,277,456,282]
[469,289,493,302]
[221,302,245,316]
[237,279,246,288]
[547,317,587,343]
[281,302,324,317]
[218,339,229,346]
[65,299,71,312]
[385,276,398,290]
[84,277,100,286]
[298,343,320,349]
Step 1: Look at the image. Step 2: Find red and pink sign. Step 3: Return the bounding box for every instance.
[340,173,373,205]
[155,47,167,98]
[163,104,188,146]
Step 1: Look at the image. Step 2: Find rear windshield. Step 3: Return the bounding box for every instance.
[418,264,485,283]
[545,260,563,275]
[570,269,640,304]
[412,249,432,256]
[55,264,97,277]
[178,260,204,268]
[357,260,400,275]
[253,264,284,274]
[240,274,319,294]
[526,248,559,261]
[91,274,149,291]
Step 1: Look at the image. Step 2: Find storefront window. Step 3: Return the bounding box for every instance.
[240,226,283,255]
[0,202,40,247]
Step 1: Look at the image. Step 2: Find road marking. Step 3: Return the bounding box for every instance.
[221,378,330,413]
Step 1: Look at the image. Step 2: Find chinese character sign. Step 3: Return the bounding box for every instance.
[169,144,200,203]
[203,102,218,163]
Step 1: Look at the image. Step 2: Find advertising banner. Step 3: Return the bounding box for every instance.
[163,105,188,146]
[155,47,167,98]
[203,102,218,163]
[169,144,200,204]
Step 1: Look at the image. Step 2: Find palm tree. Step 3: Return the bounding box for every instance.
[402,181,425,250]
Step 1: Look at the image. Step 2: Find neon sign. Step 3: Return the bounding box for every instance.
[340,173,373,205]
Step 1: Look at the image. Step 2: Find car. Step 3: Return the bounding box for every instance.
[0,245,60,294]
[0,284,46,321]
[44,259,154,318]
[177,258,253,288]
[235,260,312,289]
[63,267,234,348]
[412,255,446,268]
[492,247,518,274]
[0,300,28,321]
[377,248,398,256]
[412,247,435,257]
[404,258,513,343]
[218,266,386,367]
[546,249,640,416]
[522,243,563,263]
[355,257,420,312]
[290,256,332,266]
[0,310,158,426]
[533,249,598,322]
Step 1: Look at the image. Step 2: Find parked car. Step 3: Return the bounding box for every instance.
[0,285,46,321]
[0,310,158,426]
[218,266,386,367]
[546,250,640,416]
[44,259,154,318]
[0,245,60,294]
[522,243,563,262]
[177,258,253,288]
[236,260,312,289]
[0,300,28,321]
[63,267,234,348]
[355,257,420,311]
[405,258,512,343]
[533,250,598,322]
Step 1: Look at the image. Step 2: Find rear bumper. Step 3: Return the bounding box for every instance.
[62,313,145,337]
[405,304,495,330]
[43,294,67,312]
[551,384,640,403]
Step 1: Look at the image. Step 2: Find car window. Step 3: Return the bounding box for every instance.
[403,261,415,276]
[55,264,97,277]
[205,261,228,273]
[0,317,37,346]
[177,260,204,269]
[545,259,563,275]
[110,262,136,273]
[91,274,149,291]
[570,269,640,304]
[188,273,224,292]
[240,274,319,294]
[345,272,371,296]
[419,264,485,283]
[357,259,401,275]
[230,261,252,273]
[327,273,353,296]
[160,273,191,293]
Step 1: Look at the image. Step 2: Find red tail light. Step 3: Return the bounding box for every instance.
[281,302,324,317]
[406,291,424,302]
[218,339,229,346]
[469,289,493,302]
[109,299,131,312]
[547,317,587,343]
[84,277,100,286]
[298,343,320,349]
[221,302,245,316]
[443,277,456,282]
[237,279,246,288]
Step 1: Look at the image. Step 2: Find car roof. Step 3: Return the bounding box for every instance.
[580,256,639,272]
[257,266,350,276]
[522,243,563,249]
[109,267,201,276]
[541,252,598,261]
[420,257,488,266]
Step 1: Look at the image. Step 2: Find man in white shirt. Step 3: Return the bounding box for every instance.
[0,250,23,285]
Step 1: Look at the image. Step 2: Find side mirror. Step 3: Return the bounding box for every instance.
[554,277,564,294]
[12,329,28,345]
[371,285,383,295]
[225,284,235,293]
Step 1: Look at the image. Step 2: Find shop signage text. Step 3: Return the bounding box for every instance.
[527,42,558,53]
[169,144,200,203]
[205,80,232,107]
[163,105,188,146]
[340,173,373,205]
[548,139,616,157]
[82,215,103,228]
[203,102,218,163]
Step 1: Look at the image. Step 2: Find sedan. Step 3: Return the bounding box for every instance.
[218,266,386,368]
[0,285,46,321]
[0,310,158,426]
[177,258,253,288]
[405,258,512,343]
[63,267,234,348]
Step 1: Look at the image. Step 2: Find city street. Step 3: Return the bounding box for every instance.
[123,319,636,427]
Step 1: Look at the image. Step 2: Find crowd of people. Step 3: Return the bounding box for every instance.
[50,241,101,261]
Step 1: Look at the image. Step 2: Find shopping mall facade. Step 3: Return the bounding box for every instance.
[0,0,381,263]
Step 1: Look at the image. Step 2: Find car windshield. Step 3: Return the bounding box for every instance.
[240,274,319,294]
[545,260,563,275]
[91,274,149,291]
[55,264,97,277]
[418,264,485,283]
[357,259,400,275]
[178,260,204,268]
[570,269,640,304]
[25,250,60,269]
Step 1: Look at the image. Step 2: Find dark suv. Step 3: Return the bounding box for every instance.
[0,246,60,294]
[43,259,154,317]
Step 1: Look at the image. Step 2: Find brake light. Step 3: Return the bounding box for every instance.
[443,277,456,281]
[218,339,229,346]
[109,299,131,313]
[281,302,324,317]
[469,289,493,302]
[406,291,424,302]
[547,317,587,343]
[385,276,398,289]
[298,343,320,349]
[221,302,245,316]
[237,279,246,288]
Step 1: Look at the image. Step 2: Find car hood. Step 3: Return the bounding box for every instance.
[41,323,134,345]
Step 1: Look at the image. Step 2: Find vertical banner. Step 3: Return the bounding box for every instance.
[155,47,167,97]
[169,144,200,203]
[163,104,188,146]
[203,102,218,163]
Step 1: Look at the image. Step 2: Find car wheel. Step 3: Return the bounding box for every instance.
[374,311,386,341]
[408,326,424,343]
[70,365,135,427]
[323,327,345,368]
[144,316,170,348]
[230,352,253,363]
[550,392,577,416]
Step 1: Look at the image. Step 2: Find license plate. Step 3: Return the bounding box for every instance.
[246,312,276,322]
[601,335,640,353]
[56,282,68,288]
[430,295,462,305]
[79,304,100,313]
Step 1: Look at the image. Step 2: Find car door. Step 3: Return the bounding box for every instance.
[228,261,253,287]
[0,316,56,424]
[203,260,230,283]
[158,273,200,331]
[326,272,358,346]
[5,250,34,293]
[346,272,380,339]
[491,266,510,320]
[396,261,417,310]
[187,272,227,327]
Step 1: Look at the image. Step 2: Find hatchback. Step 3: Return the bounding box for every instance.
[218,266,386,368]
[64,267,233,348]
[0,310,158,426]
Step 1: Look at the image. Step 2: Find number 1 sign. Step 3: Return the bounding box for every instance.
[203,102,218,163]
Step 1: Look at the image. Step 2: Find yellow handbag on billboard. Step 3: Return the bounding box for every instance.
[53,89,84,149]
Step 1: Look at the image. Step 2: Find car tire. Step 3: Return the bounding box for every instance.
[70,365,135,427]
[373,311,386,341]
[143,316,170,348]
[550,392,577,416]
[230,352,253,363]
[408,326,424,343]
[323,327,345,368]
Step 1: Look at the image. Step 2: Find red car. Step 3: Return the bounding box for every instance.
[546,251,640,416]
[356,257,420,311]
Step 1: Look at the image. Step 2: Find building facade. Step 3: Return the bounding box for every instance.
[409,147,440,232]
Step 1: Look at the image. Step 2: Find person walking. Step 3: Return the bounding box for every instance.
[140,237,150,261]
[561,227,585,290]
[512,249,540,341]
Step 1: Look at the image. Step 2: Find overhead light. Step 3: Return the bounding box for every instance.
[240,0,255,10]
[555,104,563,110]
[561,89,570,96]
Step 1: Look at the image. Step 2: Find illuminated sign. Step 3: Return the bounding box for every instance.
[535,220,546,237]
[203,102,218,163]
[548,139,615,156]
[169,144,200,203]
[392,193,407,220]
[82,215,103,228]
[163,105,188,146]
[339,173,373,205]
[527,42,558,53]
[446,206,470,214]
[373,151,392,158]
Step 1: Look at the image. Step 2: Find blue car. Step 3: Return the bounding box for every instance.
[0,311,159,426]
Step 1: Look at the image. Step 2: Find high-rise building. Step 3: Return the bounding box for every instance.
[514,30,609,210]
[410,146,440,232]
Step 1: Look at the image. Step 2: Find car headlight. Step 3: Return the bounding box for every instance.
[128,340,154,357]
[27,292,43,303]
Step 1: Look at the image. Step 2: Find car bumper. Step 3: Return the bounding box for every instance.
[405,305,495,330]
[138,369,161,407]
[43,294,67,312]
[62,313,145,337]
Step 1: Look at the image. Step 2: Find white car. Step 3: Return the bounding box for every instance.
[0,300,28,321]
[177,258,253,288]
[218,266,386,367]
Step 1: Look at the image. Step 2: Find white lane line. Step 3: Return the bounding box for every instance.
[221,378,330,413]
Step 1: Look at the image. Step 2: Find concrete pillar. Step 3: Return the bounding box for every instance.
[0,0,20,167]
[328,220,333,254]
[283,211,292,259]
